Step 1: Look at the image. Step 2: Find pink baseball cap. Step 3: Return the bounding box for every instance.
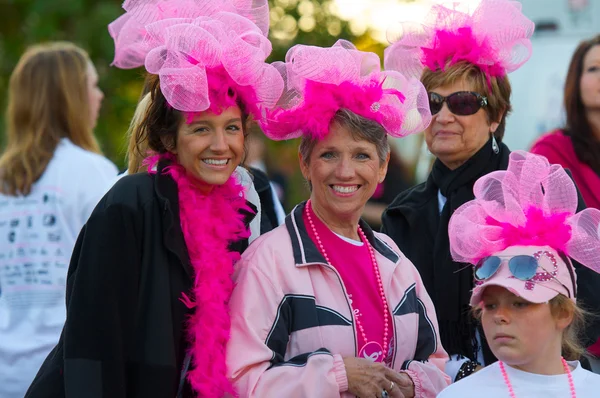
[448,151,600,306]
[469,245,576,306]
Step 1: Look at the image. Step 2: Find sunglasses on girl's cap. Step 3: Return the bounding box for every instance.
[428,91,488,116]
[475,253,575,299]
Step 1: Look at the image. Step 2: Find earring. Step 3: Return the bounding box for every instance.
[491,135,499,155]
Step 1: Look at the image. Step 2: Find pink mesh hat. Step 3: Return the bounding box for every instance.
[384,0,534,81]
[109,0,270,68]
[108,1,282,119]
[448,151,600,305]
[261,39,432,141]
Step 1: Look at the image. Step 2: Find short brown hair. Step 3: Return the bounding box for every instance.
[421,62,512,142]
[563,35,600,174]
[299,108,390,166]
[0,42,101,196]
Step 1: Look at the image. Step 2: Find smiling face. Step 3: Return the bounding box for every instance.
[425,78,499,169]
[481,286,569,371]
[171,106,245,193]
[580,45,600,111]
[299,122,389,226]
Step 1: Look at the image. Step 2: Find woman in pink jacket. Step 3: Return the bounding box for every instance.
[227,41,450,398]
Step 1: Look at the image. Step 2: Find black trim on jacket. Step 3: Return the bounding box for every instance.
[266,202,435,370]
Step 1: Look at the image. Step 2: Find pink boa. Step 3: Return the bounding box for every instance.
[267,77,405,140]
[147,154,250,397]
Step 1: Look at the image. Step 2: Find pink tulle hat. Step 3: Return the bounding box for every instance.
[109,0,270,68]
[108,1,283,119]
[384,0,534,81]
[448,151,600,305]
[261,39,432,141]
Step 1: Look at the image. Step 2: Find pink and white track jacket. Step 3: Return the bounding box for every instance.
[227,202,450,397]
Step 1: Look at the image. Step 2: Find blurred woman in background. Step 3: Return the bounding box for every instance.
[0,41,118,398]
[530,34,600,362]
[531,35,600,209]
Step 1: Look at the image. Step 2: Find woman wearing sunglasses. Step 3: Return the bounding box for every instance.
[381,0,535,382]
[438,150,600,397]
[383,0,600,382]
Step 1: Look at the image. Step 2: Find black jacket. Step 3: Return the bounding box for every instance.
[25,162,256,398]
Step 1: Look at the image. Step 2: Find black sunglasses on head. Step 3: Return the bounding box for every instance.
[428,91,488,116]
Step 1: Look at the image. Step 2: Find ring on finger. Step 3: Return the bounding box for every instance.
[381,390,389,398]
[390,381,395,391]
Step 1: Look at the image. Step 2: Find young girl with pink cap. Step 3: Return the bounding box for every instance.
[440,151,600,397]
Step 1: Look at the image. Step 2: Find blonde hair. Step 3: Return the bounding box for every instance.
[126,93,153,174]
[0,42,101,196]
[421,61,512,141]
[549,295,588,361]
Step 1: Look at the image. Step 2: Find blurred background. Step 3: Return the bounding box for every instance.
[1,0,599,211]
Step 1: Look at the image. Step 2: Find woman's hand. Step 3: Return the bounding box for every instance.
[343,357,415,398]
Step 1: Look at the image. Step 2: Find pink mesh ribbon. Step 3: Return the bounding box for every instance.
[109,0,269,68]
[262,40,431,140]
[448,151,600,273]
[384,0,534,81]
[108,1,283,118]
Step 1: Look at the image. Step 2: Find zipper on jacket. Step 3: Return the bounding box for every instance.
[317,262,358,357]
[387,271,398,368]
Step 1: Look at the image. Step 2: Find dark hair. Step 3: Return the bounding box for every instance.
[421,61,512,142]
[136,74,250,157]
[563,35,600,174]
[299,108,390,166]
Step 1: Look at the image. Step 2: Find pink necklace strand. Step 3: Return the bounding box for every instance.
[305,200,389,357]
[499,358,576,398]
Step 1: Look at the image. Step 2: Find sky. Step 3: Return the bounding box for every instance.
[332,0,483,42]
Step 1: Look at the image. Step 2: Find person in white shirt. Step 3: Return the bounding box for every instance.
[0,41,118,398]
[439,151,600,397]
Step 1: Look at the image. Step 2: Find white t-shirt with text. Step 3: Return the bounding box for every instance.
[0,139,118,398]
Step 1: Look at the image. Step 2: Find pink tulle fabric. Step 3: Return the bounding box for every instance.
[448,151,600,273]
[146,153,250,398]
[384,0,534,81]
[109,0,269,68]
[108,1,283,118]
[262,40,431,140]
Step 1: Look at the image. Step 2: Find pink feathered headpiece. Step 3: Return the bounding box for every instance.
[448,151,600,273]
[261,40,431,140]
[384,0,534,81]
[108,1,282,118]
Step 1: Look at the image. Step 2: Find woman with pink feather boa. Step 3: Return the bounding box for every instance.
[24,1,284,398]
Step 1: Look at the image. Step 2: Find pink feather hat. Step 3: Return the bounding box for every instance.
[448,151,600,304]
[384,0,534,81]
[108,0,283,119]
[261,39,432,141]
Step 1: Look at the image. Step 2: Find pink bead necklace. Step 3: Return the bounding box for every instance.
[305,200,389,356]
[498,358,576,398]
